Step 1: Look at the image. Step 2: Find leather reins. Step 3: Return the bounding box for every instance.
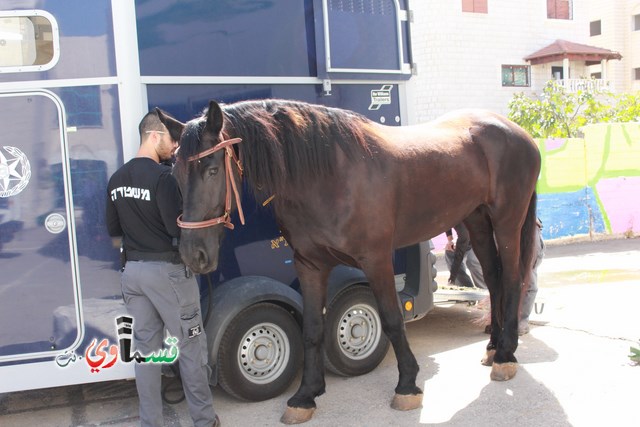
[176,137,245,230]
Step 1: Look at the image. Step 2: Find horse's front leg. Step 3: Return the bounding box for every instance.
[360,256,423,411]
[281,260,329,425]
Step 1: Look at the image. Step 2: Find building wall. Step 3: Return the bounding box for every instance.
[586,0,635,91]
[626,1,640,92]
[406,1,640,123]
[407,0,592,123]
[536,123,640,239]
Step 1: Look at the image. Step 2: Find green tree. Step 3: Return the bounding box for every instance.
[612,92,640,122]
[507,80,640,138]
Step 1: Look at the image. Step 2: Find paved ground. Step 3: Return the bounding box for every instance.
[1,236,639,426]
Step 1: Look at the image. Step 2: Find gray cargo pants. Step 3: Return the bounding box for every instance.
[521,227,546,323]
[445,247,487,289]
[121,261,216,427]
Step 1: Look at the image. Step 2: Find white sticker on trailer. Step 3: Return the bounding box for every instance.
[369,85,393,110]
[0,145,31,197]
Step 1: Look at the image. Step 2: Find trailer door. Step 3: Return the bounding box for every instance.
[0,90,82,363]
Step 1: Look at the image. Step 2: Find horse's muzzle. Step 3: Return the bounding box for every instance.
[179,235,220,274]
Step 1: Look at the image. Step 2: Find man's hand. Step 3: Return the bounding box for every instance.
[445,240,455,252]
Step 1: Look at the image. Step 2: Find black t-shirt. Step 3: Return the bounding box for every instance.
[106,157,182,254]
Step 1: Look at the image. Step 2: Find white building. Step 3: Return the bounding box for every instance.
[587,0,640,93]
[407,0,638,124]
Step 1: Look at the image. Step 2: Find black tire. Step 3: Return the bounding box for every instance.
[217,302,302,401]
[324,285,390,376]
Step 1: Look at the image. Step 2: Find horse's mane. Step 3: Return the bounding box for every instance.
[174,99,378,200]
[223,99,376,198]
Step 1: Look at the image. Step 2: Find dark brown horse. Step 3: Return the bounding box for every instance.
[158,99,540,424]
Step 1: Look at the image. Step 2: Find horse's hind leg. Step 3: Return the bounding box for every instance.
[463,212,500,366]
[489,192,540,381]
[488,226,523,381]
[466,208,521,380]
[359,255,423,411]
[281,259,330,424]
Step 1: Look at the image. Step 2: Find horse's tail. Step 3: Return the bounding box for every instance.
[519,191,538,313]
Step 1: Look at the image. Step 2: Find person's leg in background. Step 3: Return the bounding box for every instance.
[465,248,487,289]
[445,249,475,287]
[520,224,545,335]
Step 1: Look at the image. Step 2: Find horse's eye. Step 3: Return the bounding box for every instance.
[207,167,219,177]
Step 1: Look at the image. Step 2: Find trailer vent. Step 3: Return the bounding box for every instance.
[329,0,394,16]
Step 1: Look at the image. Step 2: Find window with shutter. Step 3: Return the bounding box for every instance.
[547,0,571,20]
[462,0,488,14]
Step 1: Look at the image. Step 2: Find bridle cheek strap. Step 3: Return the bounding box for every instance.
[176,137,245,230]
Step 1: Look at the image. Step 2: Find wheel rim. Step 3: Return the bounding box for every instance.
[237,322,290,384]
[335,303,381,360]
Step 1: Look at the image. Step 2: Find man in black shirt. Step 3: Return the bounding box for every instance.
[106,110,219,427]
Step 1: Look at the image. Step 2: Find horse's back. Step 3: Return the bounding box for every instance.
[373,109,539,184]
[376,109,535,150]
[358,109,540,247]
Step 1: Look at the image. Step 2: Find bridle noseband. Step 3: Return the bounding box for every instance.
[176,137,245,230]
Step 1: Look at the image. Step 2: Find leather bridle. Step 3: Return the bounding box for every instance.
[176,137,245,230]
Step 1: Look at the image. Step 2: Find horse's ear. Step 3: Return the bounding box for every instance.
[206,100,224,135]
[155,108,184,142]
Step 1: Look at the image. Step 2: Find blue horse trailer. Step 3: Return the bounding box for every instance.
[0,0,437,401]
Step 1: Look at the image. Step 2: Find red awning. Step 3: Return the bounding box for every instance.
[524,39,622,65]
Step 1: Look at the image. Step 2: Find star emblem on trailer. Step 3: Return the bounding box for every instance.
[0,146,31,197]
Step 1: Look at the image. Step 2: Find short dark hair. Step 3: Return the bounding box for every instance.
[138,110,165,138]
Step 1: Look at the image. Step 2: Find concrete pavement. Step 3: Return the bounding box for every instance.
[1,237,639,426]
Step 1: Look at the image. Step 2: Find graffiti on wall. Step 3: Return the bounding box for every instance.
[537,123,640,240]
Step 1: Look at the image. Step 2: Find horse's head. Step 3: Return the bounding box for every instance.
[157,101,238,274]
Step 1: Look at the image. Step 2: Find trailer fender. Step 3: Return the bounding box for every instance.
[326,265,368,304]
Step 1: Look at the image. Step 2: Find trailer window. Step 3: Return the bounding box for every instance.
[0,11,59,73]
[323,0,409,75]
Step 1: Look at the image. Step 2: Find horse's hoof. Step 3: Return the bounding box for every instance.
[481,349,496,366]
[490,362,518,381]
[280,406,315,424]
[391,393,423,411]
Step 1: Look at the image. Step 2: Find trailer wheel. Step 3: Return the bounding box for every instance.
[217,303,302,401]
[324,285,390,376]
